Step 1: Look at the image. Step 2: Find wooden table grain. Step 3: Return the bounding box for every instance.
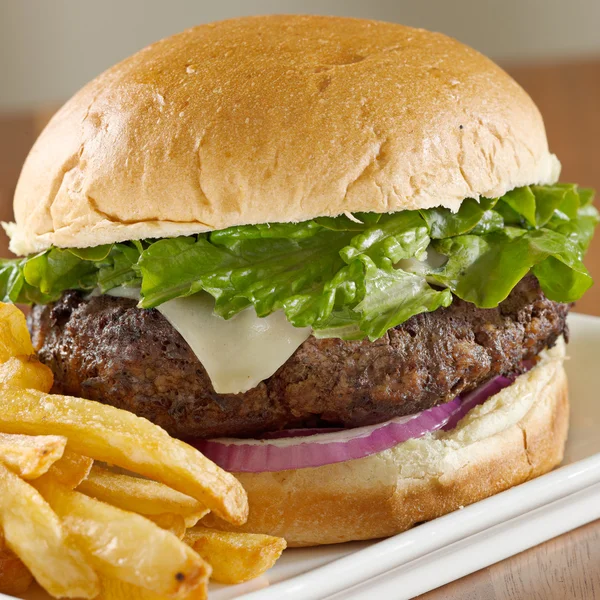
[417,520,600,600]
[0,59,599,600]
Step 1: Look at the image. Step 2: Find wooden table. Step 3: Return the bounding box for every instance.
[1,59,599,600]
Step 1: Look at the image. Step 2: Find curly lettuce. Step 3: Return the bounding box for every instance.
[1,184,597,341]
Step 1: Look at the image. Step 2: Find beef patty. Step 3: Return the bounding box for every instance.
[28,275,569,439]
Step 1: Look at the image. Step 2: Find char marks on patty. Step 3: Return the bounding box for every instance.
[28,275,569,439]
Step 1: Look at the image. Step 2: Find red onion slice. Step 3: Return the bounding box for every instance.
[195,375,515,473]
[442,375,513,431]
[259,428,346,440]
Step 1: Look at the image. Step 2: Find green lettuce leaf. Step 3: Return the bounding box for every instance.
[500,186,538,227]
[0,259,25,303]
[420,197,498,238]
[22,249,100,299]
[354,256,452,339]
[97,244,142,291]
[0,183,596,340]
[430,228,593,307]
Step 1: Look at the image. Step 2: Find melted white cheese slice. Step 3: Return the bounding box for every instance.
[106,287,311,394]
[156,294,311,394]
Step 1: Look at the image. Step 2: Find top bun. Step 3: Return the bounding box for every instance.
[10,15,559,255]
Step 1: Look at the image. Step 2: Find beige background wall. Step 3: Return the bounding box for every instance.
[1,0,600,110]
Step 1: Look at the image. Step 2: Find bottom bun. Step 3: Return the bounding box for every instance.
[203,339,568,546]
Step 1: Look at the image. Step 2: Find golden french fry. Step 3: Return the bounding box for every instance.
[77,465,208,522]
[0,304,33,362]
[0,432,66,479]
[48,450,94,488]
[0,356,54,392]
[99,576,207,600]
[183,514,204,529]
[185,528,286,584]
[0,388,247,525]
[0,463,99,598]
[34,476,211,598]
[0,532,33,595]
[145,513,187,540]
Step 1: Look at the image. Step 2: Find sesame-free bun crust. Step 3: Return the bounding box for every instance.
[202,339,568,546]
[10,15,559,255]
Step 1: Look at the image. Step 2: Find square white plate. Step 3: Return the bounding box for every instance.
[6,313,600,600]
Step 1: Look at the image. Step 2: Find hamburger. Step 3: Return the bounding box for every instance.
[1,15,598,546]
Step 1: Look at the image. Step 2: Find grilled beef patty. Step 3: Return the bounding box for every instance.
[28,275,569,439]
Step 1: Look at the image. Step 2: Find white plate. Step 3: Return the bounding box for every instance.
[6,313,600,600]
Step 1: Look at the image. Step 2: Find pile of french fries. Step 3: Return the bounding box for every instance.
[0,304,286,599]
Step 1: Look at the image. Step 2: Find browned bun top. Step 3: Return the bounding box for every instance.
[10,15,558,255]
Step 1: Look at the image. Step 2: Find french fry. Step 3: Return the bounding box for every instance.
[77,465,208,523]
[183,514,204,529]
[0,532,33,595]
[48,450,94,488]
[0,356,54,392]
[0,304,33,362]
[0,463,99,598]
[99,576,207,600]
[145,513,187,539]
[0,432,66,479]
[185,528,286,584]
[0,302,281,599]
[0,387,247,524]
[34,475,211,598]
